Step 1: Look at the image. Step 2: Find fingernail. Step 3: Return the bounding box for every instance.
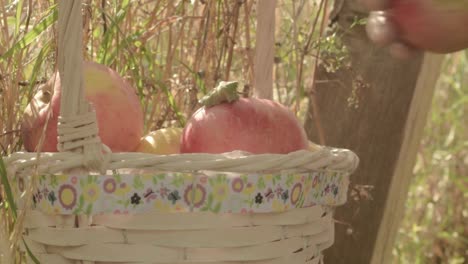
[366,11,397,46]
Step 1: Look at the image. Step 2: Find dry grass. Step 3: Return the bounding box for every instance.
[393,51,468,264]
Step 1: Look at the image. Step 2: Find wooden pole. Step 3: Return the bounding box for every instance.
[304,1,444,263]
[371,53,444,264]
[254,0,276,99]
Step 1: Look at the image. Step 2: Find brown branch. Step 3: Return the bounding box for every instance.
[224,1,242,80]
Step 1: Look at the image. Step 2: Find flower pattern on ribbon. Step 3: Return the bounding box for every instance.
[31,171,349,215]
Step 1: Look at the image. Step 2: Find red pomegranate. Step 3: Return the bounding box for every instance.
[180,82,309,154]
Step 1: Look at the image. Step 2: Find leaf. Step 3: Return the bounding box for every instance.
[241,175,248,183]
[22,239,40,264]
[25,41,52,100]
[257,177,266,189]
[208,177,215,186]
[171,174,185,188]
[15,0,24,36]
[212,202,221,213]
[297,192,305,208]
[113,172,122,183]
[0,156,17,220]
[179,59,207,94]
[444,126,456,147]
[97,1,131,64]
[206,193,213,207]
[50,175,58,188]
[286,175,294,187]
[85,203,93,215]
[199,81,239,107]
[1,5,58,60]
[133,176,144,190]
[73,196,84,214]
[152,176,159,185]
[274,174,281,181]
[154,79,186,127]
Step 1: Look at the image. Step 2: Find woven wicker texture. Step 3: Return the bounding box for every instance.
[20,206,332,263]
[6,148,358,176]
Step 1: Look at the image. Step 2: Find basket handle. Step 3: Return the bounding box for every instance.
[253,0,276,100]
[56,0,110,172]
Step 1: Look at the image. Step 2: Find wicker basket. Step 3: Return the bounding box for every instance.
[6,1,359,263]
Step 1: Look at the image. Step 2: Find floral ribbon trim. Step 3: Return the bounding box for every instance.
[25,171,350,215]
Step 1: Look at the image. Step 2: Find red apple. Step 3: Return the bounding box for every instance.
[390,0,468,53]
[21,61,144,152]
[180,82,309,154]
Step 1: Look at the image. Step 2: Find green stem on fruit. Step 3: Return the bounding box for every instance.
[199,81,240,107]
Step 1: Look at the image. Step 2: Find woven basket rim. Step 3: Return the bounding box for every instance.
[6,147,359,176]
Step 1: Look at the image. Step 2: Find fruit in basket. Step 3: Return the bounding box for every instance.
[21,61,144,152]
[135,128,182,155]
[308,141,322,152]
[389,0,468,53]
[180,81,309,154]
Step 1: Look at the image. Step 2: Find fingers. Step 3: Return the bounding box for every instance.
[389,42,419,59]
[366,11,398,46]
[359,0,390,11]
[365,9,420,60]
[359,0,422,59]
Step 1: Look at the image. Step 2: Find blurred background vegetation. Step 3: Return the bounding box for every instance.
[392,51,467,264]
[0,0,466,263]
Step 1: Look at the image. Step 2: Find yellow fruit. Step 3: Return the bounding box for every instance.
[136,128,182,155]
[308,141,322,152]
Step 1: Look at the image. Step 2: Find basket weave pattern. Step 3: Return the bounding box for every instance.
[20,206,334,263]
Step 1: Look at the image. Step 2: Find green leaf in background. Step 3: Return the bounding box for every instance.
[15,0,24,36]
[0,157,40,263]
[23,240,40,264]
[0,156,17,220]
[97,0,131,64]
[155,79,186,128]
[24,40,52,102]
[1,5,57,60]
[179,59,207,95]
[133,176,144,190]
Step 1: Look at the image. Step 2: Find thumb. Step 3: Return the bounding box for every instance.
[359,0,390,11]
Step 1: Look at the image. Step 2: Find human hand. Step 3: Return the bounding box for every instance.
[361,0,468,58]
